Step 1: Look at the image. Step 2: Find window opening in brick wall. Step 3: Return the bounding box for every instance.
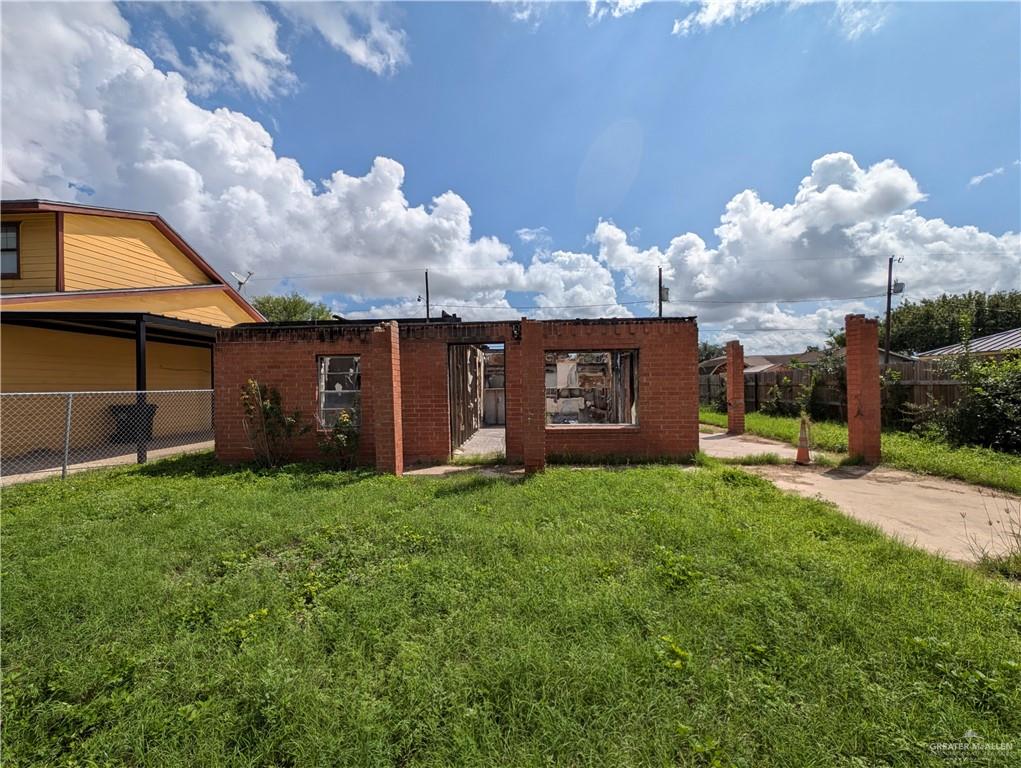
[545,350,637,425]
[318,355,360,427]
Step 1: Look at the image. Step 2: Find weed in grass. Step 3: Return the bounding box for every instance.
[718,452,790,466]
[449,452,505,466]
[657,635,692,671]
[653,545,703,587]
[964,494,1021,580]
[839,454,867,467]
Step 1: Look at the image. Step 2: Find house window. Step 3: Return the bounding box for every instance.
[1,222,19,278]
[545,350,638,425]
[318,355,361,428]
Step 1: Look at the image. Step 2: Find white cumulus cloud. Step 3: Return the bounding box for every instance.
[585,151,1019,347]
[0,3,530,305]
[673,0,889,41]
[588,0,651,22]
[283,2,408,77]
[146,2,408,98]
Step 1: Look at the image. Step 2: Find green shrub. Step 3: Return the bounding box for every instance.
[914,354,1021,453]
[760,377,800,418]
[240,379,310,467]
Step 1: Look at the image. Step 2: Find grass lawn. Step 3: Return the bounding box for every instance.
[699,407,1021,494]
[3,456,1020,767]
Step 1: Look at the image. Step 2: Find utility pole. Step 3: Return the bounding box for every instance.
[425,269,431,322]
[658,266,663,318]
[884,255,894,364]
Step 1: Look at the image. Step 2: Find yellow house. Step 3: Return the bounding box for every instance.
[1,199,263,472]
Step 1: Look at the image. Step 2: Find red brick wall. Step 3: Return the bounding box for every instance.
[845,314,882,464]
[725,340,745,434]
[396,322,521,466]
[214,325,377,465]
[214,317,700,469]
[396,329,449,466]
[371,322,403,474]
[541,319,699,461]
[520,320,546,472]
[503,336,524,464]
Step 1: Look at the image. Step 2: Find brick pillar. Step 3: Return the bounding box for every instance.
[678,322,701,457]
[372,321,404,475]
[845,314,882,464]
[520,319,546,473]
[725,340,745,435]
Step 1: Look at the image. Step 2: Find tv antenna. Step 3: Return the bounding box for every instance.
[230,270,254,293]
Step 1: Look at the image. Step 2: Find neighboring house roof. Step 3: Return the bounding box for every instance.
[920,327,1021,357]
[699,354,779,375]
[699,346,915,375]
[1,198,263,321]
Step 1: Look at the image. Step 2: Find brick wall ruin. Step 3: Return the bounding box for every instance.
[214,317,700,474]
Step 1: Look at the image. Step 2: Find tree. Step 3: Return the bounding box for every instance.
[252,291,332,322]
[880,291,1021,355]
[825,329,846,348]
[698,341,725,362]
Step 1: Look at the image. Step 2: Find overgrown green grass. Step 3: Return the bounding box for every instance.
[3,455,1020,766]
[700,407,1021,493]
[449,452,505,466]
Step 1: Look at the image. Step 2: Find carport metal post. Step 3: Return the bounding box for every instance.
[135,316,148,464]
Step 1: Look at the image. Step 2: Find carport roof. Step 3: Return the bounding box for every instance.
[1,310,219,346]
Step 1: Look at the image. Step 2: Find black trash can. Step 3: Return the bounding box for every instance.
[109,403,159,444]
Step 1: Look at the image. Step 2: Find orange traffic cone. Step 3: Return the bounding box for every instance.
[796,415,811,465]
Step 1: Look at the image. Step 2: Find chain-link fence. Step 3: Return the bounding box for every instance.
[1,390,213,482]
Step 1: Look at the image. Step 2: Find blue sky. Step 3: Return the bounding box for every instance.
[4,1,1020,350]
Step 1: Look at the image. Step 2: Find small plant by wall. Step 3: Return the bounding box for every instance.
[318,408,360,468]
[240,379,310,467]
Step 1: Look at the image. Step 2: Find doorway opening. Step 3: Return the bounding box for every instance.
[448,342,505,461]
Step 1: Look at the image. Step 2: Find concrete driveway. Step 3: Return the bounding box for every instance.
[699,431,801,461]
[700,430,1018,562]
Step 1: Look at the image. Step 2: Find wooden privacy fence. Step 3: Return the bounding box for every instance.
[699,361,963,422]
[879,361,964,410]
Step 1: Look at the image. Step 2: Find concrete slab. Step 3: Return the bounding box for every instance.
[1,440,214,486]
[699,425,1019,563]
[747,464,1019,563]
[405,464,523,478]
[454,427,506,457]
[699,430,800,460]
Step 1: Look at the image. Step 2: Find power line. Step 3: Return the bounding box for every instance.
[244,249,1020,284]
[430,291,886,312]
[247,264,529,282]
[668,292,886,305]
[248,267,428,281]
[700,327,828,332]
[432,300,648,311]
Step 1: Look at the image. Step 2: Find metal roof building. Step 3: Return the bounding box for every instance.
[920,327,1021,358]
